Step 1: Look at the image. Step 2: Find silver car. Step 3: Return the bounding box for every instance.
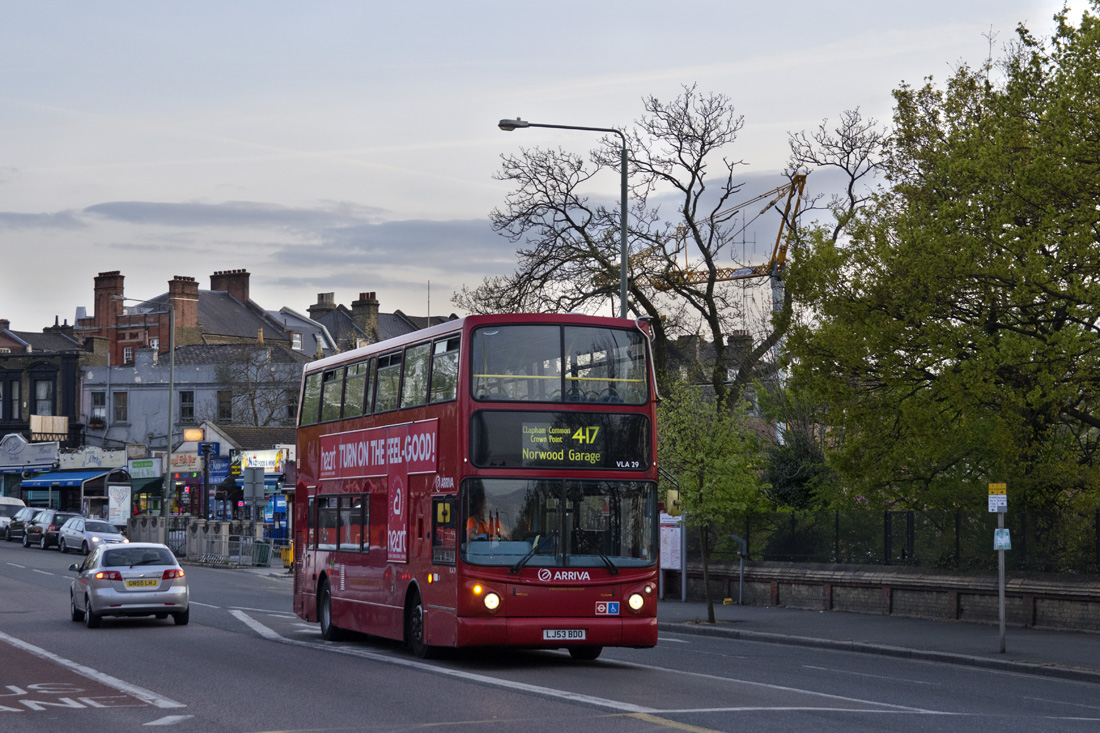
[58,516,128,554]
[69,542,189,628]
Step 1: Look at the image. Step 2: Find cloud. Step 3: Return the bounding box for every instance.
[0,210,85,230]
[270,217,510,271]
[82,200,388,231]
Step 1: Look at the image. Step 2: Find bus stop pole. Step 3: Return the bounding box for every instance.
[998,510,1006,653]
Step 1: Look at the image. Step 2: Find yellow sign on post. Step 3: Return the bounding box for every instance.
[988,483,1007,513]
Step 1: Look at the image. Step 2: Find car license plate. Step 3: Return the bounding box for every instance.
[543,629,586,641]
[125,579,158,588]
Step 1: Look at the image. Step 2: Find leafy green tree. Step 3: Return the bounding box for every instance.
[658,379,765,621]
[783,4,1100,511]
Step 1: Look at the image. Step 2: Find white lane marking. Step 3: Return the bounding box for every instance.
[0,631,185,709]
[189,601,221,609]
[803,665,940,686]
[609,656,934,713]
[659,638,690,644]
[33,569,53,576]
[230,605,294,616]
[1025,696,1100,711]
[228,610,655,714]
[145,715,194,726]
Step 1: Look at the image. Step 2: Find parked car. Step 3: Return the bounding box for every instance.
[5,506,39,542]
[24,510,79,549]
[0,497,27,536]
[69,542,189,627]
[58,516,129,554]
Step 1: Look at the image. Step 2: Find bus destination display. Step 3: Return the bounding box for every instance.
[471,411,649,471]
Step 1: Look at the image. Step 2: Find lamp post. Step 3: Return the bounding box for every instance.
[498,118,629,319]
[111,295,175,520]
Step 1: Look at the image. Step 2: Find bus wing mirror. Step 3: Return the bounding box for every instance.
[665,490,681,517]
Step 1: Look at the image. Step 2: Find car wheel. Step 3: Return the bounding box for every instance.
[318,580,343,641]
[2,527,9,541]
[39,534,47,550]
[84,596,101,628]
[173,608,190,626]
[70,592,84,622]
[59,539,67,554]
[81,541,89,555]
[22,533,29,548]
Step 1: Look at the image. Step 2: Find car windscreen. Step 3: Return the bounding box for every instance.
[0,505,23,519]
[85,521,117,533]
[103,548,175,567]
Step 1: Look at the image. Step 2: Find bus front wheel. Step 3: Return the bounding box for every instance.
[318,580,344,641]
[568,646,603,661]
[406,591,436,659]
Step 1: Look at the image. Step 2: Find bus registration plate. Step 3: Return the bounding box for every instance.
[543,629,585,641]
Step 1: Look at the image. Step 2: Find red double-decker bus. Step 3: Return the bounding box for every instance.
[291,313,659,659]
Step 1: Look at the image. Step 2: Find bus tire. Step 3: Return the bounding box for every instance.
[318,579,344,641]
[406,590,435,659]
[568,646,603,661]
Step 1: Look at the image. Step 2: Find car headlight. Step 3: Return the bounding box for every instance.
[483,592,501,611]
[628,593,645,611]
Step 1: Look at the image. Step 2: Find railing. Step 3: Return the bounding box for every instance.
[127,516,272,567]
[690,509,1100,575]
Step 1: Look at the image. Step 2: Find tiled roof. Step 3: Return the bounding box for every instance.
[172,343,311,366]
[143,290,290,342]
[10,330,82,352]
[266,307,335,358]
[214,425,297,451]
[314,307,368,346]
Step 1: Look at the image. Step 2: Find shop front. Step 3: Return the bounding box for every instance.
[19,468,129,517]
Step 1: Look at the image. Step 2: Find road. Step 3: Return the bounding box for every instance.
[2,539,1098,732]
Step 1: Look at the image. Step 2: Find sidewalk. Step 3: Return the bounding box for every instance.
[658,598,1100,683]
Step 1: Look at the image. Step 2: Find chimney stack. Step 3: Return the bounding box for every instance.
[93,270,125,332]
[308,292,337,320]
[351,292,380,342]
[210,269,250,304]
[168,275,200,329]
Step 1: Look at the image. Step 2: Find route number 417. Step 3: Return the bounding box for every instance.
[572,427,600,444]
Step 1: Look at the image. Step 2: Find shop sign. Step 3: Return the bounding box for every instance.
[0,434,58,471]
[241,449,286,475]
[128,457,163,479]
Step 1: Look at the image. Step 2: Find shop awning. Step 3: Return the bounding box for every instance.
[20,470,110,488]
[131,476,164,495]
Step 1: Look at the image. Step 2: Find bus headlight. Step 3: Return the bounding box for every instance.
[627,593,645,611]
[483,592,501,611]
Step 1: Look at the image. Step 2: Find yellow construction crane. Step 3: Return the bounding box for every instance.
[637,174,806,291]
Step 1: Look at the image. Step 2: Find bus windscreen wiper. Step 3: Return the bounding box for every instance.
[580,535,619,575]
[509,539,540,574]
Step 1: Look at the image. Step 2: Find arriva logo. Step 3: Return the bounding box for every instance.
[537,569,591,582]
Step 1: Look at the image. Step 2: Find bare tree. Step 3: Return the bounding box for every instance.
[461,85,811,405]
[208,348,300,427]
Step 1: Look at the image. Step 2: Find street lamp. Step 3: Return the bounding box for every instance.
[111,295,175,520]
[498,117,629,319]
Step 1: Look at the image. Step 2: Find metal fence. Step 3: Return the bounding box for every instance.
[691,509,1100,574]
[126,516,273,567]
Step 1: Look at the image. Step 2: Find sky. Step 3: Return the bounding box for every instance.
[0,1,1079,331]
